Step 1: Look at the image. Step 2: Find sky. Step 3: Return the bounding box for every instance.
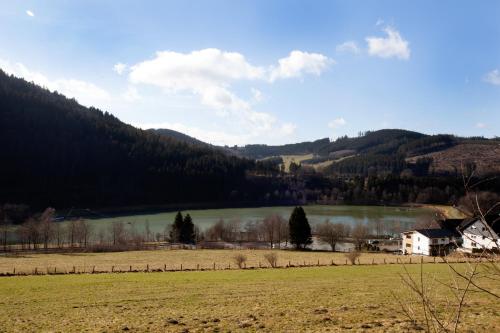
[0,1,499,145]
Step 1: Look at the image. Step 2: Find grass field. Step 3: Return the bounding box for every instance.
[0,249,444,274]
[0,263,497,332]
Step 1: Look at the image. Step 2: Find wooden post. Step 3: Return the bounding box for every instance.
[409,258,412,264]
[197,264,199,270]
[73,266,76,273]
[244,263,246,269]
[289,260,291,267]
[111,266,114,273]
[93,266,95,274]
[213,262,216,270]
[345,259,348,265]
[317,259,320,266]
[434,257,436,264]
[130,265,132,272]
[357,258,360,265]
[147,264,149,272]
[384,258,386,264]
[180,264,182,271]
[13,267,15,275]
[259,262,261,268]
[35,267,38,275]
[421,256,423,264]
[164,264,166,271]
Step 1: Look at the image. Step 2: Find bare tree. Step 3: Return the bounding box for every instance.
[317,220,348,251]
[110,221,126,246]
[264,252,278,268]
[75,219,92,248]
[233,253,247,268]
[39,207,55,250]
[351,224,369,250]
[345,250,360,265]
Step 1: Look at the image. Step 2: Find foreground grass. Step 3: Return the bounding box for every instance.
[0,264,497,332]
[0,249,442,274]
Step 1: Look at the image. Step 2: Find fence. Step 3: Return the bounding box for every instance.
[0,255,489,277]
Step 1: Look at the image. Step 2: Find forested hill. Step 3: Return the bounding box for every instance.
[0,70,253,208]
[148,128,207,147]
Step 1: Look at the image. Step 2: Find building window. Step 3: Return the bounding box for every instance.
[406,235,411,239]
[418,237,420,241]
[406,243,411,247]
[471,242,477,247]
[418,246,420,250]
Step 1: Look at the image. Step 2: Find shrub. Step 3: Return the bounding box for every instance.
[233,253,247,269]
[345,250,361,265]
[264,252,278,268]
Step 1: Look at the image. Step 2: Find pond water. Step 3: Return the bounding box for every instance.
[80,205,436,235]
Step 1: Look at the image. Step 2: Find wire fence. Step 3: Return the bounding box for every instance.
[0,255,489,277]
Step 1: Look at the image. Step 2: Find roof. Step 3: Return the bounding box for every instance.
[459,214,500,235]
[414,229,457,238]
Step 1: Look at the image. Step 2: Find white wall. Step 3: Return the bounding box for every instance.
[412,233,430,256]
[462,220,500,252]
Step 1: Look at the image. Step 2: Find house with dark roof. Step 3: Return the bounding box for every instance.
[458,215,500,253]
[402,228,460,256]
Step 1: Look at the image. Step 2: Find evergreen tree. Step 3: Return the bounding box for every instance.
[288,206,312,249]
[181,214,195,244]
[170,211,184,243]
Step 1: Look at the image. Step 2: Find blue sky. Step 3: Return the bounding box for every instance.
[1,1,499,145]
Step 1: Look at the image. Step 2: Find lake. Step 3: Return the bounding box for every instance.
[81,205,436,235]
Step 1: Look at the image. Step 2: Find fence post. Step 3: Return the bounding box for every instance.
[111,266,114,273]
[259,262,261,268]
[147,264,149,272]
[13,267,15,275]
[345,259,348,265]
[164,264,166,271]
[93,266,95,274]
[317,259,320,266]
[73,266,76,273]
[213,262,216,270]
[35,267,38,275]
[409,258,412,264]
[357,258,360,265]
[197,264,199,270]
[180,264,182,271]
[289,260,291,267]
[421,256,424,264]
[129,265,132,272]
[384,258,386,264]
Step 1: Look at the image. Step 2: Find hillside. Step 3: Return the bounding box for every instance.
[148,128,208,146]
[406,142,500,176]
[0,70,252,208]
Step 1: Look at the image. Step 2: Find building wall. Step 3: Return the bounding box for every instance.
[462,220,500,252]
[411,233,430,256]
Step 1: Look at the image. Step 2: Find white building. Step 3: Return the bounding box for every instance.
[402,229,459,256]
[459,217,500,253]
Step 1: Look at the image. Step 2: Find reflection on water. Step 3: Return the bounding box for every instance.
[80,205,434,235]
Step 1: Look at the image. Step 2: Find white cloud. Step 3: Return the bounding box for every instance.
[483,69,500,85]
[269,50,333,82]
[129,48,264,111]
[0,59,110,107]
[113,62,127,75]
[122,86,141,102]
[328,117,346,129]
[366,26,410,60]
[475,122,487,129]
[336,41,360,54]
[251,88,263,102]
[26,10,34,17]
[127,48,328,143]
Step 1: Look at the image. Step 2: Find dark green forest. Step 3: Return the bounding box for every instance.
[1,70,499,217]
